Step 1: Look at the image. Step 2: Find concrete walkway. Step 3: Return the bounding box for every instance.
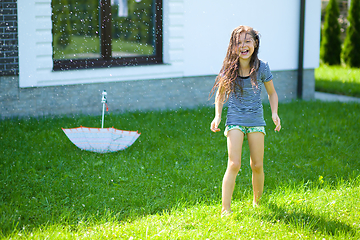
[315,92,360,103]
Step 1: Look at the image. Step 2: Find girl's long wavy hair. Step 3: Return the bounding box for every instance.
[210,25,260,103]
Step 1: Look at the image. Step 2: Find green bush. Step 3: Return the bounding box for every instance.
[320,0,342,65]
[342,0,360,67]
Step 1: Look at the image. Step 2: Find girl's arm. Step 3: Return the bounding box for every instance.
[210,88,224,132]
[264,80,281,132]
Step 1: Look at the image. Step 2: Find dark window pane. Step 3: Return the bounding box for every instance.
[111,0,155,57]
[52,0,101,60]
[51,0,163,70]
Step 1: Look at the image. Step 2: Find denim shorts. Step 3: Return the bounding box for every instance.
[224,125,266,137]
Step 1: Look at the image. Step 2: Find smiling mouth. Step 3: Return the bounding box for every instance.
[240,50,249,55]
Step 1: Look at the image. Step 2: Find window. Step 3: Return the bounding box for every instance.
[51,0,162,71]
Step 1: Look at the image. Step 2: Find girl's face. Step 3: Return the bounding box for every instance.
[237,32,255,61]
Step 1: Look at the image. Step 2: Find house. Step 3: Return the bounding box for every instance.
[0,0,321,119]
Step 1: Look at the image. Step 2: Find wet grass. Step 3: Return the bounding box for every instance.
[1,101,360,239]
[315,65,360,97]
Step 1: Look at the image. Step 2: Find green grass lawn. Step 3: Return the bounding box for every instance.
[315,65,360,97]
[1,101,360,239]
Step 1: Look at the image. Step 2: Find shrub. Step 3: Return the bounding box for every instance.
[342,0,360,67]
[320,0,342,65]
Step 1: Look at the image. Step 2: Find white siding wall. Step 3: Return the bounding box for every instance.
[182,0,321,75]
[304,0,321,69]
[18,0,320,88]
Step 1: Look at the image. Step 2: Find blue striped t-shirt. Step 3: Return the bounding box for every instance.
[225,60,273,127]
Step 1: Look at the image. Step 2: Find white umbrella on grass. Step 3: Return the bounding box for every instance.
[62,90,140,153]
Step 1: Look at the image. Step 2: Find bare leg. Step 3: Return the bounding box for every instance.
[247,132,265,206]
[222,129,244,213]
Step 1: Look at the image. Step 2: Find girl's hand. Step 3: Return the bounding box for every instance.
[210,116,221,132]
[272,113,281,132]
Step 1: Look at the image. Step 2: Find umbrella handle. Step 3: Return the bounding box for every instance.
[101,90,107,128]
[102,102,105,128]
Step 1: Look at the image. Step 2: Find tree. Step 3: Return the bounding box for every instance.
[342,0,360,67]
[320,0,342,65]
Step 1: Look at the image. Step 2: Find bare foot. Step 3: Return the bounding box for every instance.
[221,209,233,217]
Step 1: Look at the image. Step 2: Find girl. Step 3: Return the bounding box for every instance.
[210,25,281,215]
